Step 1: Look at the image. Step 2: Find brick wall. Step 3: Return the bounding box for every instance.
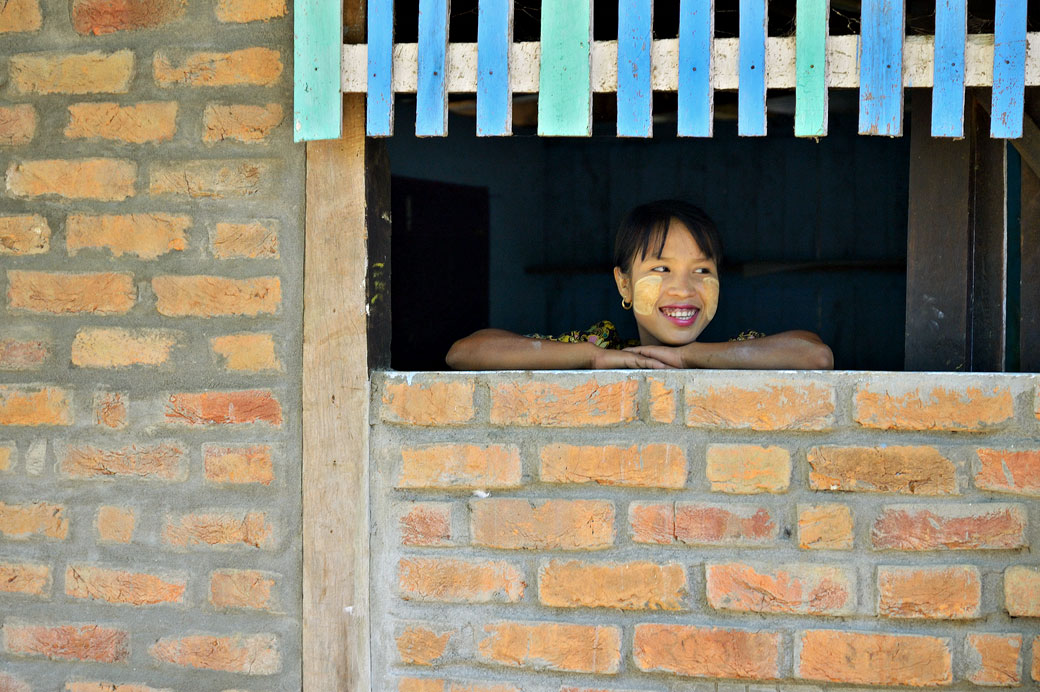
[372,370,1040,691]
[0,0,303,689]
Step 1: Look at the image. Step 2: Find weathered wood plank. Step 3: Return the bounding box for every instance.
[537,0,593,136]
[931,0,965,137]
[365,0,394,136]
[858,0,905,135]
[794,0,828,136]
[476,0,512,136]
[677,0,713,136]
[293,0,342,141]
[303,95,372,691]
[738,0,767,135]
[416,0,451,136]
[618,0,653,137]
[991,0,1027,138]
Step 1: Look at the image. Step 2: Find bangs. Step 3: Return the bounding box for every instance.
[613,200,722,272]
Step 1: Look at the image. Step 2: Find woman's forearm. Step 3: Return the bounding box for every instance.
[680,330,834,370]
[446,329,597,370]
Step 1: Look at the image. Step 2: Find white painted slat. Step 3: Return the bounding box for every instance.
[341,33,1040,92]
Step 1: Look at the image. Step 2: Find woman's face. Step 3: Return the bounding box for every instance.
[614,220,719,346]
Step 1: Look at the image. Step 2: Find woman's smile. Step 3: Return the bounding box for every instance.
[660,304,699,326]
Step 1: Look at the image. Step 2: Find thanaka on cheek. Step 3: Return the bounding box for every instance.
[633,275,662,315]
[702,276,720,321]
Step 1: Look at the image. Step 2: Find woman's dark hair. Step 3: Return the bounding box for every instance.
[613,200,722,272]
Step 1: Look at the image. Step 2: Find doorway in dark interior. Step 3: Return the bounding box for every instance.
[390,176,490,370]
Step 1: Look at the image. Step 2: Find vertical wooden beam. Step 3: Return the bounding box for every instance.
[931,0,965,137]
[477,0,513,136]
[617,0,653,137]
[738,0,767,136]
[677,0,713,137]
[1020,90,1040,371]
[905,90,1007,371]
[859,0,905,136]
[795,0,828,137]
[538,0,593,136]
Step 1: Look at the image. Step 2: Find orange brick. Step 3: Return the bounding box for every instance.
[808,445,956,494]
[11,51,133,94]
[71,0,185,34]
[210,569,277,610]
[165,390,282,425]
[0,336,49,370]
[966,633,1022,686]
[211,333,281,372]
[976,449,1040,496]
[0,561,50,596]
[0,386,71,426]
[855,383,1013,431]
[0,215,49,254]
[153,48,282,87]
[8,271,134,315]
[153,275,280,317]
[96,506,134,543]
[539,560,686,610]
[66,564,185,605]
[3,622,129,662]
[0,105,37,146]
[490,378,638,426]
[399,444,521,489]
[686,381,835,430]
[61,442,186,480]
[1004,565,1040,616]
[1032,636,1039,682]
[648,377,675,423]
[149,160,271,198]
[396,624,453,665]
[705,444,790,493]
[797,503,854,550]
[7,159,135,200]
[382,379,475,426]
[477,622,620,674]
[163,511,273,549]
[211,221,279,259]
[540,443,686,488]
[398,680,519,692]
[0,0,41,32]
[72,328,178,367]
[706,562,855,616]
[633,624,780,680]
[877,565,980,618]
[399,558,524,604]
[67,213,188,259]
[872,503,1027,550]
[0,443,12,471]
[630,502,778,546]
[471,499,613,550]
[203,103,283,143]
[149,633,279,674]
[65,102,177,143]
[216,0,286,22]
[0,672,30,692]
[93,391,128,429]
[204,444,274,485]
[399,503,452,547]
[66,684,171,692]
[796,629,952,686]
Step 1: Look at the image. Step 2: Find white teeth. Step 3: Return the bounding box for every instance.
[662,308,697,319]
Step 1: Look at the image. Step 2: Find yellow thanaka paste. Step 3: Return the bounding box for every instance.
[632,275,662,315]
[702,276,720,321]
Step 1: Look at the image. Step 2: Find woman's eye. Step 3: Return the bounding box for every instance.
[694,267,712,274]
[651,266,669,273]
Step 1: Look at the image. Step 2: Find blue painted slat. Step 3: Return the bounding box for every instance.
[618,0,653,137]
[678,0,713,137]
[738,0,767,136]
[416,0,451,136]
[858,0,905,136]
[931,0,965,137]
[366,0,394,137]
[992,0,1027,138]
[477,0,512,136]
[293,0,342,141]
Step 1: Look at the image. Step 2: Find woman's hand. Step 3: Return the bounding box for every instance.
[622,344,687,368]
[626,331,834,370]
[589,348,675,370]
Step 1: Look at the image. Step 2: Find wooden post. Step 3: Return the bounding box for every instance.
[1020,88,1040,371]
[905,90,1007,371]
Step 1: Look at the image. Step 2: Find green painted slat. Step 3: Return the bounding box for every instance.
[293,0,342,141]
[537,0,593,136]
[795,0,828,136]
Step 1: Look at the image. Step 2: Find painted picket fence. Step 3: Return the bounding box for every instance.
[294,0,1036,141]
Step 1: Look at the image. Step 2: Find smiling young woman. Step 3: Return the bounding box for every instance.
[446,200,834,371]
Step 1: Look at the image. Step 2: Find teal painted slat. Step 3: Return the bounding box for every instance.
[992,0,1027,138]
[293,0,342,141]
[794,0,828,136]
[618,0,653,137]
[538,0,593,136]
[677,0,713,137]
[477,0,513,136]
[416,0,451,136]
[931,0,965,137]
[738,0,767,136]
[858,0,905,136]
[367,0,395,136]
